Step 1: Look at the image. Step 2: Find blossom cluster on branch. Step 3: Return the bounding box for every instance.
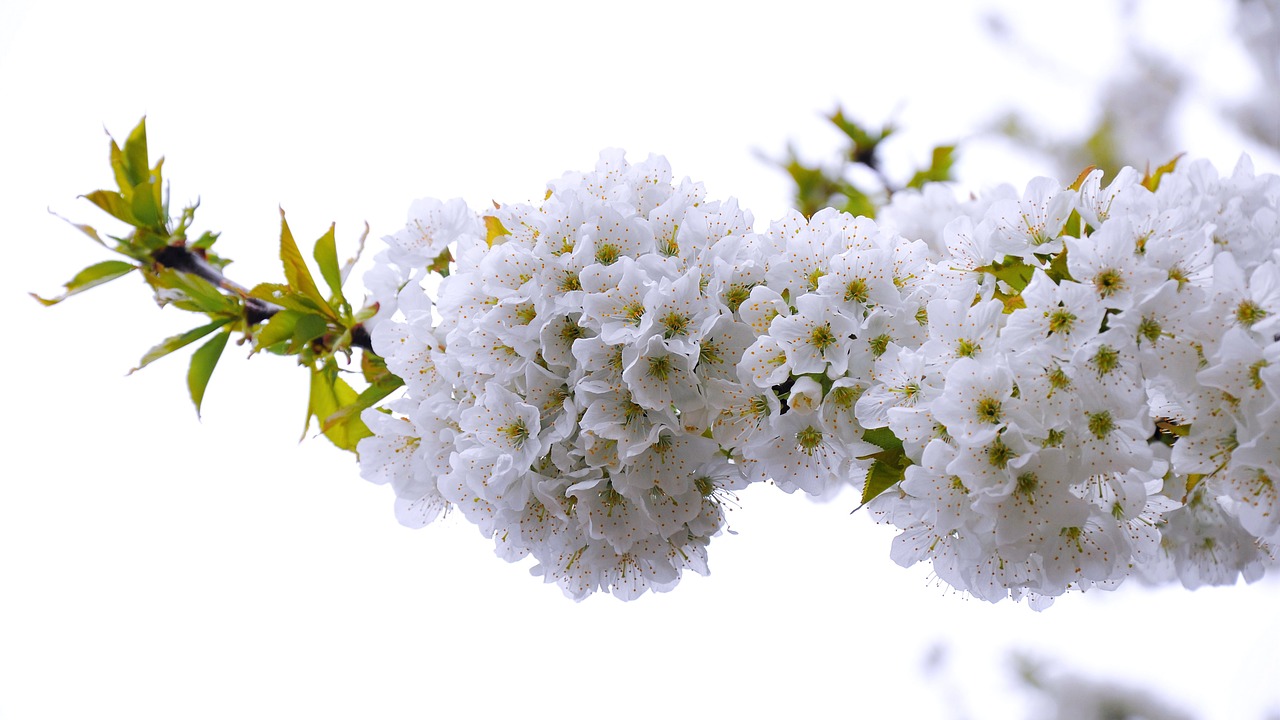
[357,151,1279,604]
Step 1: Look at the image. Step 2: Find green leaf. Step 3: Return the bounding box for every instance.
[81,190,137,225]
[49,210,108,247]
[188,328,231,417]
[153,268,238,314]
[312,223,346,309]
[907,145,956,189]
[1045,246,1074,283]
[131,317,233,373]
[130,180,162,228]
[981,256,1036,293]
[31,260,137,306]
[855,428,909,506]
[306,362,368,451]
[191,230,219,251]
[861,427,904,454]
[861,452,908,506]
[291,312,328,349]
[122,118,151,188]
[249,282,328,316]
[428,247,453,278]
[278,211,335,319]
[253,309,303,351]
[839,188,877,220]
[829,109,892,158]
[320,373,403,435]
[1061,209,1083,240]
[109,137,133,198]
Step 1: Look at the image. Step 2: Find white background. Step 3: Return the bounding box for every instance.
[2,1,1278,718]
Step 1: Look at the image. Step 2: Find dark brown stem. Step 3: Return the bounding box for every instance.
[151,244,372,350]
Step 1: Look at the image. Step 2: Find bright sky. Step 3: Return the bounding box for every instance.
[2,1,1278,718]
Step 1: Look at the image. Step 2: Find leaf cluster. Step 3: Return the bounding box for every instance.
[35,118,396,451]
[776,108,956,219]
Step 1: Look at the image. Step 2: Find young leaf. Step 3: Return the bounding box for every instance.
[31,260,137,306]
[1142,154,1185,192]
[322,371,404,432]
[305,362,368,451]
[861,449,909,505]
[290,313,329,350]
[338,222,369,284]
[121,118,151,188]
[81,189,137,225]
[312,223,346,309]
[1068,165,1097,192]
[130,180,163,228]
[907,145,956,189]
[253,309,303,351]
[188,328,231,417]
[108,137,133,198]
[153,268,238,314]
[278,211,335,319]
[428,247,453,277]
[249,282,328,316]
[981,256,1036,293]
[49,210,108,247]
[131,317,233,373]
[861,427,904,454]
[485,215,510,247]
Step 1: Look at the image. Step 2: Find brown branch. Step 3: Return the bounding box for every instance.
[151,244,372,350]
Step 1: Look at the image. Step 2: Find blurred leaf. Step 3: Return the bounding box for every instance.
[339,222,369,284]
[1142,153,1184,192]
[361,349,393,384]
[191,230,219,251]
[131,317,233,373]
[130,180,162,228]
[188,328,231,417]
[839,187,877,219]
[31,260,136,306]
[485,215,510,247]
[50,210,108,247]
[1068,165,1097,192]
[312,223,346,309]
[278,211,335,319]
[81,189,137,225]
[829,109,892,164]
[108,138,132,197]
[121,117,151,188]
[428,247,453,277]
[907,145,956,189]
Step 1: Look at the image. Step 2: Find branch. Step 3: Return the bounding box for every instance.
[150,244,372,350]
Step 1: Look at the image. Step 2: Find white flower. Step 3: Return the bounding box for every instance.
[931,357,1014,445]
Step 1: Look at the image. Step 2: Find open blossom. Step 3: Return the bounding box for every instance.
[357,151,1279,605]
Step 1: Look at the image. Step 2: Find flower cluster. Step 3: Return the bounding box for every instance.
[358,151,1279,605]
[360,152,772,599]
[867,158,1280,605]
